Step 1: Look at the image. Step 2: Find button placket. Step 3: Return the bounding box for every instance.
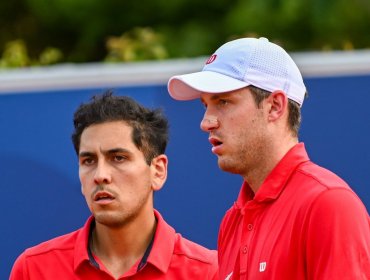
[242,246,248,254]
[239,202,258,277]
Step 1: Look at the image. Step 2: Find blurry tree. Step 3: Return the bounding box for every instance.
[0,0,369,67]
[105,27,168,62]
[0,39,63,68]
[225,0,370,51]
[0,40,30,68]
[311,0,370,50]
[39,47,63,65]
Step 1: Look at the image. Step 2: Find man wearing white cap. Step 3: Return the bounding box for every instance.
[168,37,370,279]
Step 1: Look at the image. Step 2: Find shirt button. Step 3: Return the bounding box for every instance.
[247,224,253,231]
[242,246,248,254]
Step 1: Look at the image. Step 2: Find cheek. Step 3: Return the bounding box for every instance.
[228,116,249,136]
[80,184,87,196]
[120,172,152,196]
[230,119,260,146]
[79,171,90,196]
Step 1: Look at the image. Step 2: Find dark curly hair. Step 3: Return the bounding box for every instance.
[71,90,169,165]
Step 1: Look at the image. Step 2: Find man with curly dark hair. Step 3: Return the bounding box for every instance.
[10,91,218,280]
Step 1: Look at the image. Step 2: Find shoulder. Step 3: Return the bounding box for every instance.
[290,161,362,203]
[296,161,350,190]
[20,229,80,258]
[10,229,82,279]
[291,161,368,217]
[173,234,217,265]
[291,162,369,236]
[171,234,218,279]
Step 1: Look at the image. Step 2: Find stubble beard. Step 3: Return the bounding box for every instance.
[93,196,149,229]
[218,131,268,177]
[94,210,136,228]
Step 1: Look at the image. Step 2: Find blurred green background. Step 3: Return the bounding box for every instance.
[1,0,370,67]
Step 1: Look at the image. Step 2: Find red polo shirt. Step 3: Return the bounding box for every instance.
[10,210,218,280]
[218,143,370,280]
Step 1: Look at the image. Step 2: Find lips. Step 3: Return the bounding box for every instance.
[209,136,223,154]
[94,191,115,202]
[209,137,222,147]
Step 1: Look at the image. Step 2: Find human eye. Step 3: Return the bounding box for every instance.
[80,157,95,166]
[112,154,127,163]
[218,99,229,107]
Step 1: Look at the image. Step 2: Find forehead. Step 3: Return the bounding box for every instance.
[79,121,134,149]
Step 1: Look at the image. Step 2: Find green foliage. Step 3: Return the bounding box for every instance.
[0,39,63,68]
[225,0,370,51]
[0,40,30,68]
[0,0,369,68]
[105,27,168,62]
[311,0,370,50]
[39,47,64,65]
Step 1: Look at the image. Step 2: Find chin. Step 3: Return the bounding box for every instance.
[218,161,240,174]
[218,163,238,174]
[94,212,131,228]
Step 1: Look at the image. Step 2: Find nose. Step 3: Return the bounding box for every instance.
[200,113,219,132]
[94,161,112,185]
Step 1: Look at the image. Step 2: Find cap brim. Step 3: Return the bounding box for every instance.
[168,71,249,100]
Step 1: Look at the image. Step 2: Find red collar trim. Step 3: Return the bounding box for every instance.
[73,211,176,274]
[146,209,176,273]
[74,216,94,271]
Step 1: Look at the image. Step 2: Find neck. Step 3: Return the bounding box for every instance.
[90,212,157,278]
[245,137,298,194]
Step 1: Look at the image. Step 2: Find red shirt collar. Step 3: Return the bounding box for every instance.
[147,209,176,273]
[74,216,94,271]
[73,210,176,274]
[236,143,310,208]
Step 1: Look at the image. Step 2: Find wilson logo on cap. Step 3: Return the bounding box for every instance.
[205,54,217,64]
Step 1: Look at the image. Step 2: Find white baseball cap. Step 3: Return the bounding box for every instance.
[168,37,306,106]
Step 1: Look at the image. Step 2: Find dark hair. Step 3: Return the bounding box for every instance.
[71,90,169,165]
[248,85,305,137]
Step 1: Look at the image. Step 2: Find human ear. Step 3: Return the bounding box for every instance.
[150,154,168,191]
[267,90,288,122]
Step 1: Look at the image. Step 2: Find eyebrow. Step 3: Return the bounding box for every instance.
[210,94,222,100]
[79,148,132,158]
[200,93,230,104]
[211,92,235,99]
